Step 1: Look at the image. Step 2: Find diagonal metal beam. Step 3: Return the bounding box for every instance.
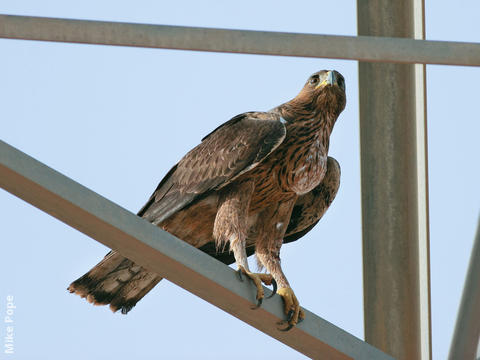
[1,14,480,66]
[449,215,480,360]
[0,139,394,360]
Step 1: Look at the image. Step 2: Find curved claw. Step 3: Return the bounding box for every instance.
[279,323,295,332]
[236,268,244,282]
[277,287,303,331]
[237,266,276,309]
[286,309,295,322]
[266,278,277,299]
[276,309,303,331]
[251,298,263,310]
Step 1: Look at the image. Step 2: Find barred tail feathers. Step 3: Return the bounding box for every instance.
[67,251,161,314]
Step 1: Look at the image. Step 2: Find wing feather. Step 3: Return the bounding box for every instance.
[140,112,286,224]
[284,156,341,243]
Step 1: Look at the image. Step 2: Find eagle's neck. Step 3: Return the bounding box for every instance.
[274,102,337,151]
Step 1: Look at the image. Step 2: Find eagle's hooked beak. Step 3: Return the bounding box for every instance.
[316,70,336,88]
[327,70,336,85]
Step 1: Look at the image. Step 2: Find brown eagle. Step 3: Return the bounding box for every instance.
[68,70,346,330]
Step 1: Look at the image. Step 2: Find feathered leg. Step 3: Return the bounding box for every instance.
[255,197,305,330]
[213,181,253,268]
[213,180,276,307]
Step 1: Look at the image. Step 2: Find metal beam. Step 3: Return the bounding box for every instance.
[413,1,433,359]
[449,216,480,360]
[0,140,394,360]
[0,14,480,66]
[358,1,431,359]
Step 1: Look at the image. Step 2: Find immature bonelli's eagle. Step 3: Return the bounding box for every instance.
[69,70,346,329]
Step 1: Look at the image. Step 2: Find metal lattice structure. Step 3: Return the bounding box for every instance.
[1,3,479,359]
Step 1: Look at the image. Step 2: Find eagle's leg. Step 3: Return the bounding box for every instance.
[255,197,305,330]
[213,180,275,307]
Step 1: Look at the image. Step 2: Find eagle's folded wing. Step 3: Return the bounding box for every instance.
[138,112,286,224]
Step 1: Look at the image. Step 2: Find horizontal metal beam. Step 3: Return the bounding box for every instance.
[1,14,480,66]
[448,215,480,360]
[0,139,393,360]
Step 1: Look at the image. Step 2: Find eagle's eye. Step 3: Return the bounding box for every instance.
[309,76,319,86]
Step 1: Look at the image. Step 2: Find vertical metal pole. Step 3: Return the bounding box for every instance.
[413,2,432,359]
[448,215,480,360]
[357,1,431,359]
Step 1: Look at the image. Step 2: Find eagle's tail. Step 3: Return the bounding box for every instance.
[68,251,161,314]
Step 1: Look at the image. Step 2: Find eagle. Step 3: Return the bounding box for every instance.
[68,70,346,330]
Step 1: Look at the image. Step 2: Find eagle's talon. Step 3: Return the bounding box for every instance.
[277,287,303,329]
[236,268,244,282]
[266,279,277,299]
[251,298,263,310]
[238,265,275,308]
[286,309,294,322]
[279,323,295,332]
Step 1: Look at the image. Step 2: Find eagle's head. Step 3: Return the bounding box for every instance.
[293,70,347,120]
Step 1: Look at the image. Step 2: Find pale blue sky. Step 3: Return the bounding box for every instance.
[1,1,479,359]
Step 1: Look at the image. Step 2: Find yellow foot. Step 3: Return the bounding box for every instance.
[277,287,305,331]
[237,265,277,308]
